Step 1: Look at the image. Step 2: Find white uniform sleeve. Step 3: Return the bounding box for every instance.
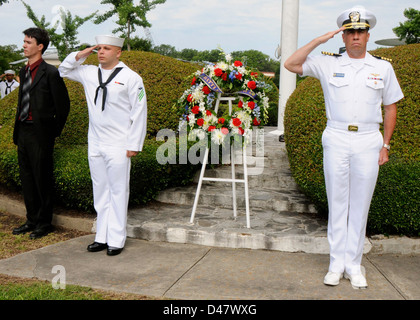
[382,64,404,106]
[58,52,88,83]
[126,74,147,152]
[0,82,5,99]
[302,55,324,80]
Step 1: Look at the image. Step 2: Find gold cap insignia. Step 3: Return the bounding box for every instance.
[349,11,361,23]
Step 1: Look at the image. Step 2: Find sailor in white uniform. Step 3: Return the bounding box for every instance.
[284,7,404,288]
[0,70,20,99]
[59,35,147,256]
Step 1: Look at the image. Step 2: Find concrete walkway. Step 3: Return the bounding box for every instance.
[0,234,418,300]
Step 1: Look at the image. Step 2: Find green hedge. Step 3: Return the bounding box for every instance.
[0,50,277,213]
[0,51,202,213]
[52,141,199,212]
[284,44,420,236]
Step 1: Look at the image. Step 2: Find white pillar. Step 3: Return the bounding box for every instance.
[272,0,299,137]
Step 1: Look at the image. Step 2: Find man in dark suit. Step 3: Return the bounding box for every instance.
[12,28,70,239]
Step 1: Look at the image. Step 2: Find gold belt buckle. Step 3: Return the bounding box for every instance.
[348,125,358,132]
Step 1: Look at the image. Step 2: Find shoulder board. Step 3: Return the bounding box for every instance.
[321,51,342,57]
[371,55,392,62]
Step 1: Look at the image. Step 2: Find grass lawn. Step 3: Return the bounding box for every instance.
[0,210,158,300]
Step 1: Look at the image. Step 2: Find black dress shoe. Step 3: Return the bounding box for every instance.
[107,247,123,256]
[29,226,54,239]
[12,223,36,235]
[87,242,108,252]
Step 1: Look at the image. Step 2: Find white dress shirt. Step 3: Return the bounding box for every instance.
[302,52,404,124]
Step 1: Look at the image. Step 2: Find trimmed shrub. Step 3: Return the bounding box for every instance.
[0,50,276,213]
[284,44,420,236]
[0,51,202,212]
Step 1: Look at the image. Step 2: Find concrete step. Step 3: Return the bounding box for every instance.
[126,202,329,253]
[195,165,300,191]
[155,183,317,214]
[127,126,322,253]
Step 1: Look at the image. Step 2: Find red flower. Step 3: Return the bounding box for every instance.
[232,118,242,127]
[253,118,261,126]
[251,72,258,77]
[238,127,245,135]
[196,118,204,126]
[191,106,200,114]
[247,81,257,90]
[206,110,212,116]
[214,68,223,77]
[218,117,225,124]
[234,61,243,67]
[187,94,193,102]
[208,125,216,132]
[248,101,255,110]
[235,73,242,80]
[238,101,243,108]
[202,86,211,95]
[191,77,196,85]
[221,127,229,135]
[222,72,227,81]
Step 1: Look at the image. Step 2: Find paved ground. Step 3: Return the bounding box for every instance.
[0,234,418,302]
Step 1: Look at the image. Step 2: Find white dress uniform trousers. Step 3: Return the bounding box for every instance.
[302,52,403,275]
[59,52,147,248]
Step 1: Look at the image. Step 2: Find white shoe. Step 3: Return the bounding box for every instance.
[344,267,368,289]
[324,272,343,286]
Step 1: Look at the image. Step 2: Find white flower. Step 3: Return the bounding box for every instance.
[192,85,205,103]
[199,102,206,112]
[236,66,247,76]
[189,128,206,141]
[217,62,229,71]
[211,129,226,145]
[188,113,196,126]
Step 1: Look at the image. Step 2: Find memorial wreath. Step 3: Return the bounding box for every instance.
[178,49,272,145]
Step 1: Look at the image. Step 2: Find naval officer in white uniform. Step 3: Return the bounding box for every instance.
[59,35,147,256]
[0,70,20,99]
[285,7,404,288]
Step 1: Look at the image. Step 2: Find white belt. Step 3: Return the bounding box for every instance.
[327,120,379,132]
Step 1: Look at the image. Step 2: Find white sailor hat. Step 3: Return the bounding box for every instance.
[337,6,376,30]
[95,35,125,48]
[4,70,15,75]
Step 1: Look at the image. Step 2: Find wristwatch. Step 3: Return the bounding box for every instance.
[383,143,390,151]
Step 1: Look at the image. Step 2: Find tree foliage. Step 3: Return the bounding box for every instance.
[0,45,24,73]
[393,8,420,44]
[94,0,166,51]
[21,0,96,60]
[54,9,97,60]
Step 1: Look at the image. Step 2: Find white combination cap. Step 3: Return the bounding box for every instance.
[4,70,15,75]
[337,6,377,30]
[95,35,125,48]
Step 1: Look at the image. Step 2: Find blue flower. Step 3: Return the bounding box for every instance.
[229,70,237,82]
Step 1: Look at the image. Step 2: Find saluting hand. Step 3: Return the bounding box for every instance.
[76,45,99,61]
[318,27,346,44]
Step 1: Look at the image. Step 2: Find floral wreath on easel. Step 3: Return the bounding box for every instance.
[178,49,272,145]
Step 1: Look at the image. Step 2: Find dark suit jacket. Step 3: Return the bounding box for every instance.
[13,60,70,145]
